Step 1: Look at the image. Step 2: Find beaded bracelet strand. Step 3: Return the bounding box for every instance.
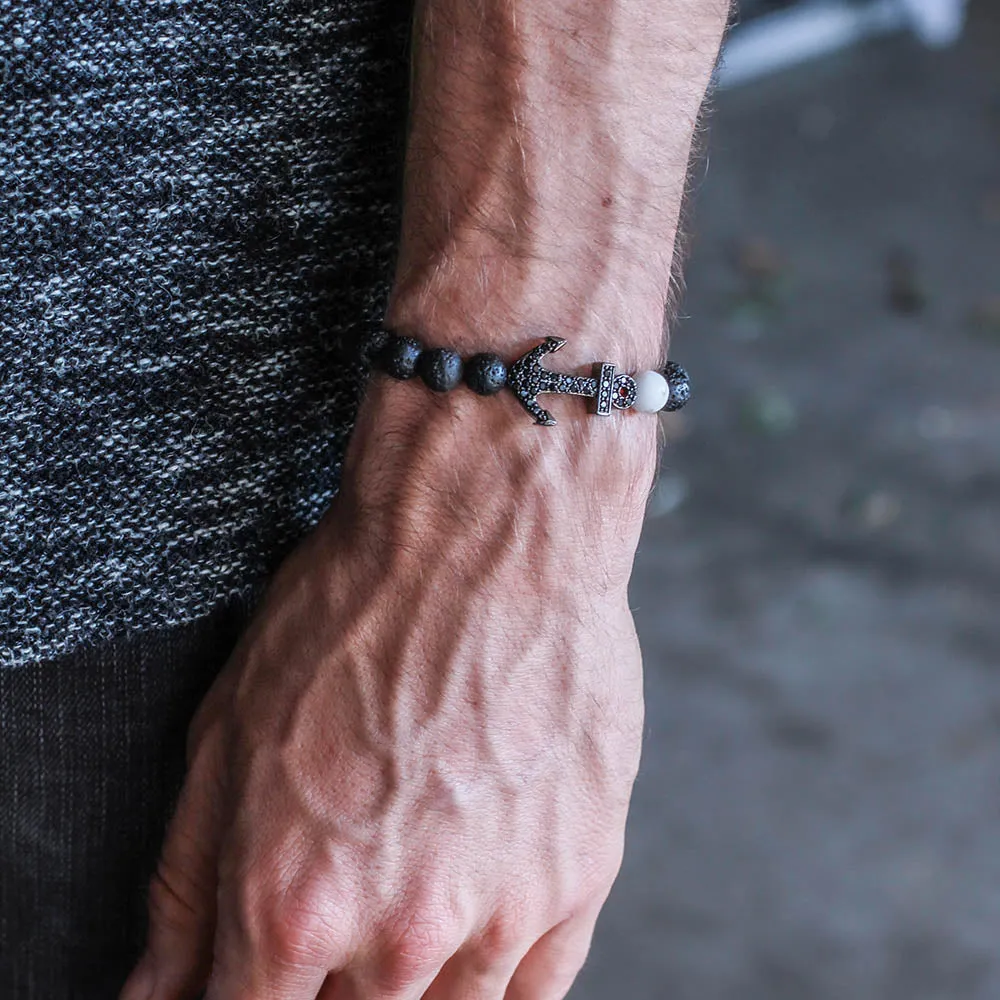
[369,332,691,427]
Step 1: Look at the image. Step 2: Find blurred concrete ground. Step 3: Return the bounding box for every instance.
[573,2,1000,997]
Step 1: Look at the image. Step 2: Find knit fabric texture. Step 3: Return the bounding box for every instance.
[1,0,411,668]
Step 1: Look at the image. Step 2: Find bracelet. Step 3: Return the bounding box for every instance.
[369,333,691,427]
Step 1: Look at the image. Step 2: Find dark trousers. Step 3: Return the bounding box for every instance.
[0,600,253,999]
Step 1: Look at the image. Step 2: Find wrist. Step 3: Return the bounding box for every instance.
[332,373,657,591]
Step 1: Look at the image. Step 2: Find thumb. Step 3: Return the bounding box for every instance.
[120,731,229,1000]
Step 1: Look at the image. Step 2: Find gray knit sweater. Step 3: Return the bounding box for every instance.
[1,1,410,667]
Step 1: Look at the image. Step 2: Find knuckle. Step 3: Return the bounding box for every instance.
[570,837,626,904]
[259,888,339,968]
[381,909,459,988]
[223,861,340,970]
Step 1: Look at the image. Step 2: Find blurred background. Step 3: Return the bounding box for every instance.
[574,0,1000,996]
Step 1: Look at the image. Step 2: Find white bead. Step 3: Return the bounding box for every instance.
[633,370,670,412]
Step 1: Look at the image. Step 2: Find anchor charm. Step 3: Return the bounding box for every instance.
[507,336,637,426]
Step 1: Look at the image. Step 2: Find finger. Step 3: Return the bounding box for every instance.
[120,736,228,1000]
[420,954,520,1000]
[503,913,598,1000]
[206,961,329,1000]
[315,968,441,1000]
[419,919,528,1000]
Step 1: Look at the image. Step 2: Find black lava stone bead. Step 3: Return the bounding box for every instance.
[379,334,424,380]
[662,361,691,412]
[464,352,508,395]
[361,329,389,366]
[417,347,464,392]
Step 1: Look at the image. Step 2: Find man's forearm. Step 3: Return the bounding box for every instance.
[124,7,731,999]
[388,0,730,372]
[353,0,732,545]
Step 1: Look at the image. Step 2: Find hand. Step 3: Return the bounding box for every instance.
[122,379,655,1000]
